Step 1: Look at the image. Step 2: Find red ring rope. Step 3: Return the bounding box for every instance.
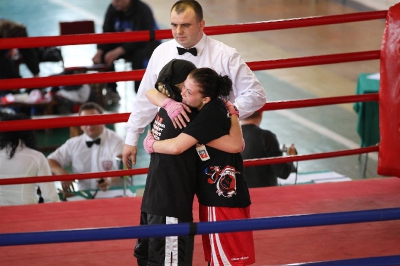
[0,146,379,185]
[0,94,378,132]
[0,11,386,50]
[0,51,380,91]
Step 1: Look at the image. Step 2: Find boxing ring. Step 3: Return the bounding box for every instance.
[1,4,400,266]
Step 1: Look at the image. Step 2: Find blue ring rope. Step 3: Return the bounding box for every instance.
[1,207,400,246]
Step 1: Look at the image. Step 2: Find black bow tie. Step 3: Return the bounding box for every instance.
[86,138,101,148]
[177,47,197,56]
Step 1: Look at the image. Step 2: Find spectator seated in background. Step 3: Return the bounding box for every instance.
[0,110,59,206]
[0,18,40,99]
[92,0,161,100]
[241,111,297,187]
[0,18,63,116]
[0,19,40,82]
[0,18,62,83]
[47,102,125,195]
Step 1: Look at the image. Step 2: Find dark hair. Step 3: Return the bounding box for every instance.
[189,68,232,99]
[78,102,104,115]
[171,0,203,22]
[0,19,28,38]
[0,111,37,159]
[155,59,197,102]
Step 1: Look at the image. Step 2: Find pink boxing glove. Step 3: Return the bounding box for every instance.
[162,98,186,121]
[143,131,156,154]
[224,100,239,116]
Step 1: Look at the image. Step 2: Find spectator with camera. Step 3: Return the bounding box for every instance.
[241,111,297,187]
[0,18,40,98]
